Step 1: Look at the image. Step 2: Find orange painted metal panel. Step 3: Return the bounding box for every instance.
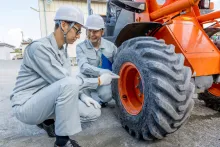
[133,0,220,76]
[197,10,220,23]
[186,53,220,76]
[169,20,215,53]
[154,25,192,67]
[149,0,199,21]
[154,17,220,76]
[135,0,150,22]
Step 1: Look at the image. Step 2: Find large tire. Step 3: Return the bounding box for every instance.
[112,37,195,140]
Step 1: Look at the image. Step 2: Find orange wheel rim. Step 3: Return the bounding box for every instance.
[208,83,220,97]
[118,62,144,115]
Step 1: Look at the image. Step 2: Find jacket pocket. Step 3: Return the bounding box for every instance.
[87,55,97,66]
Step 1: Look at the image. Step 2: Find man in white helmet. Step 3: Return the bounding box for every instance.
[76,14,117,107]
[10,6,119,147]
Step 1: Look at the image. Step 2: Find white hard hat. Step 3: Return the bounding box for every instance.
[85,14,105,30]
[54,5,85,27]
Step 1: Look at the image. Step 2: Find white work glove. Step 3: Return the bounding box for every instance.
[80,93,101,109]
[99,73,120,86]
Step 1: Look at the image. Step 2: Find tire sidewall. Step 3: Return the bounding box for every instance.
[113,48,152,131]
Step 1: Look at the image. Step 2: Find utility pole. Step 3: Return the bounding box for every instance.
[21,31,24,42]
[87,0,93,15]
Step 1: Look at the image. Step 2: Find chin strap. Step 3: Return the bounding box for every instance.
[58,20,75,57]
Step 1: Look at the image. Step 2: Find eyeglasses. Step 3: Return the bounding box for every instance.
[88,29,103,34]
[72,26,82,35]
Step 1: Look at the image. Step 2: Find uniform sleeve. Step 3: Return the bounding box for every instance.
[76,74,99,91]
[28,44,100,91]
[112,44,118,63]
[76,45,103,77]
[29,44,69,84]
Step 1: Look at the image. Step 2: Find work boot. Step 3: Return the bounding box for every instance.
[100,101,108,108]
[37,122,56,137]
[54,139,81,147]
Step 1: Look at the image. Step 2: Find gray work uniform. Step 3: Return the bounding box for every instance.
[10,33,101,136]
[76,38,117,103]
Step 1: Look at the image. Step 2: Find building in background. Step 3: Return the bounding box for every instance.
[10,48,23,60]
[0,43,15,60]
[21,39,33,56]
[38,0,107,64]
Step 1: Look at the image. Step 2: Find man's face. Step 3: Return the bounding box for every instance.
[61,22,82,44]
[87,29,104,43]
[67,23,82,44]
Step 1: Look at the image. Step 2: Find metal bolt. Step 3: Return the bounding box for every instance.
[122,95,127,99]
[138,93,141,97]
[135,85,139,88]
[137,77,140,80]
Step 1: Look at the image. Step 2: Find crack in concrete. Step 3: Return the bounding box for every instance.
[189,113,220,122]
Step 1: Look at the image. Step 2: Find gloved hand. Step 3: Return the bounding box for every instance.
[80,93,101,109]
[99,73,120,86]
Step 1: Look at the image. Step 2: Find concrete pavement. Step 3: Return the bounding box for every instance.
[0,60,220,147]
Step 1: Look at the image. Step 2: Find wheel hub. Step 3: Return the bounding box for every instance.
[118,62,144,115]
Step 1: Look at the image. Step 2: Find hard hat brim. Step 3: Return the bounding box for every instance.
[79,23,87,29]
[86,26,105,30]
[54,18,87,29]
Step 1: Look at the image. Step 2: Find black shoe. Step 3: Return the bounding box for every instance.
[100,101,108,108]
[54,139,81,147]
[37,122,56,137]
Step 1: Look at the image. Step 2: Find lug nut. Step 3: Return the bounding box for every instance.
[122,95,127,99]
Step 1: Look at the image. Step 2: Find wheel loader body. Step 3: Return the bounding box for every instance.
[86,0,220,140]
[111,0,220,77]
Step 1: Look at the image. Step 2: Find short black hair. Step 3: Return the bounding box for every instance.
[54,22,60,30]
[54,21,75,30]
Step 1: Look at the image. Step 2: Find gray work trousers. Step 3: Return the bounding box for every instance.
[12,77,101,136]
[84,84,112,103]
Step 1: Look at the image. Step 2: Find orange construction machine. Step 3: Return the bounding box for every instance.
[99,0,220,140]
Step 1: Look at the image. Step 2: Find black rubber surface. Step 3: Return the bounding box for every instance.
[112,37,195,140]
[198,90,220,111]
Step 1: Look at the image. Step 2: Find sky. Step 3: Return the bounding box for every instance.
[0,0,219,48]
[212,0,220,10]
[0,0,41,47]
